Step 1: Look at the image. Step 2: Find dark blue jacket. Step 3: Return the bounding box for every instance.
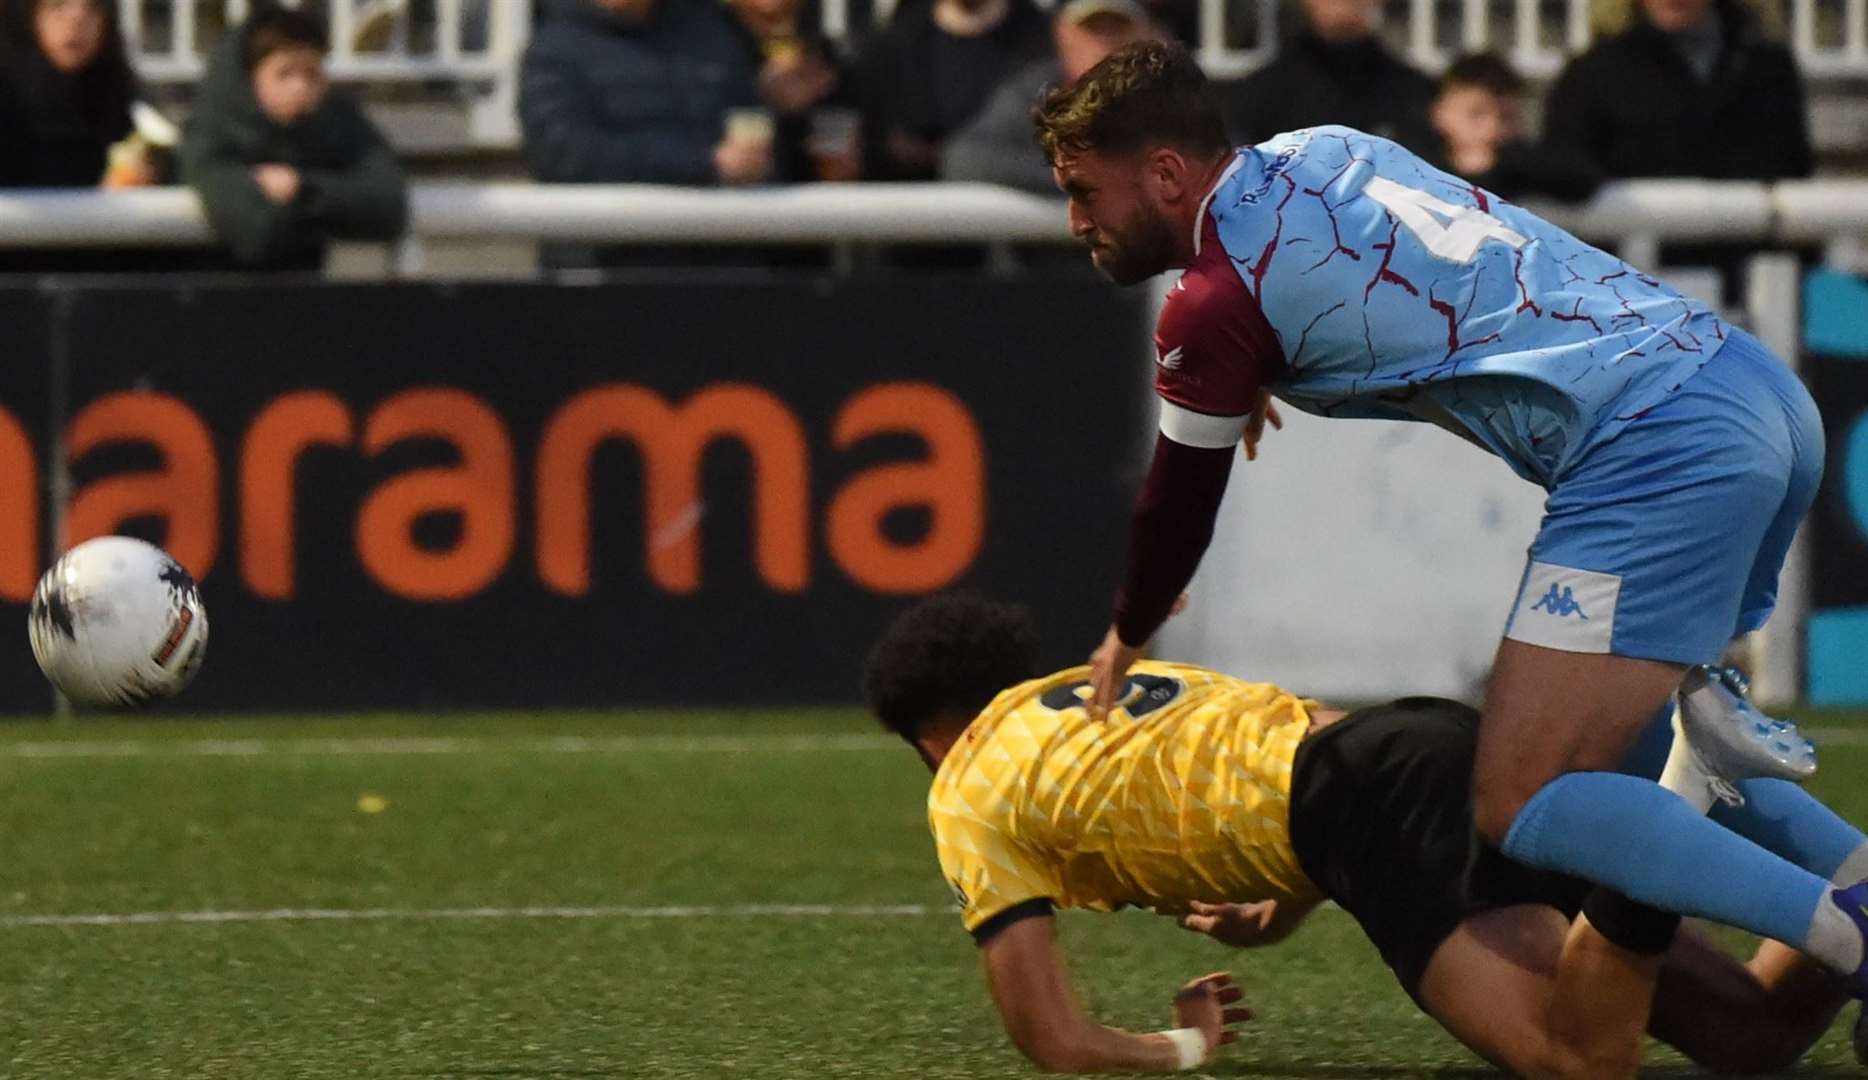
[521,0,760,185]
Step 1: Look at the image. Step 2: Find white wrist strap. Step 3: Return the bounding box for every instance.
[1160,1027,1206,1070]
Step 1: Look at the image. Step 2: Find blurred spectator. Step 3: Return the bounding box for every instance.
[1543,0,1812,180]
[0,0,140,187]
[1429,53,1600,202]
[179,5,408,272]
[520,0,767,187]
[1219,0,1436,151]
[855,0,1049,181]
[942,0,1161,192]
[728,0,859,182]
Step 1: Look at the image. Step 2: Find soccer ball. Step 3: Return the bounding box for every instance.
[28,536,209,707]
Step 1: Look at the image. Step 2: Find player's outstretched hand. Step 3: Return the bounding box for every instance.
[1172,971,1253,1059]
[1177,899,1282,948]
[1243,392,1283,462]
[1087,626,1144,718]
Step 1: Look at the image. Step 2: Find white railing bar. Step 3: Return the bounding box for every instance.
[1463,0,1489,52]
[172,0,195,65]
[121,0,143,62]
[1793,0,1818,55]
[4,180,1859,251]
[1566,0,1591,53]
[1848,0,1867,59]
[438,0,464,65]
[1409,0,1439,70]
[1513,0,1539,62]
[329,0,356,67]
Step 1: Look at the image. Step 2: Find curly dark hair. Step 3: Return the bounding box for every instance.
[1438,52,1526,99]
[1033,40,1229,166]
[863,593,1041,745]
[243,3,328,70]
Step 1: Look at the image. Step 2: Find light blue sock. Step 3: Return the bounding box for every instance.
[1503,771,1833,951]
[1615,703,1868,884]
[1713,779,1868,885]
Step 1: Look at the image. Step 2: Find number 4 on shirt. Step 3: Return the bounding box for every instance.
[1363,176,1528,263]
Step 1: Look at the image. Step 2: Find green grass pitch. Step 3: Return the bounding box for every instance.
[2,708,1864,1079]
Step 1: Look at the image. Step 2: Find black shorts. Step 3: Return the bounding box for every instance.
[1287,697,1591,1005]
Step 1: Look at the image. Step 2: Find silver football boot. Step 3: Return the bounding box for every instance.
[1672,665,1817,807]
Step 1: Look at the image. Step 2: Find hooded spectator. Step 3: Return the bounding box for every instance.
[1219,0,1436,152]
[179,5,407,271]
[1429,52,1601,202]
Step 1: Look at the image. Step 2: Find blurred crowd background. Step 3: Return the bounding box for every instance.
[0,0,1858,275]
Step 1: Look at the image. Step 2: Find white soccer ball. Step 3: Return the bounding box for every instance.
[28,536,209,707]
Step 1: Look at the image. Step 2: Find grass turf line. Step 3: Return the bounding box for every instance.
[1,710,1863,1078]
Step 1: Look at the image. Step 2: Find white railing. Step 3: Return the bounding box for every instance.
[122,0,531,145]
[2,180,1864,258]
[1190,0,1868,79]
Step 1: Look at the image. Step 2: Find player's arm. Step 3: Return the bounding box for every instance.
[1176,897,1323,949]
[1088,269,1284,713]
[977,909,1251,1073]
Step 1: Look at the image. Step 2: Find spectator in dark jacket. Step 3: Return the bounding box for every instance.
[942,0,1161,192]
[1543,0,1812,180]
[521,0,768,187]
[1429,53,1601,202]
[179,6,407,272]
[0,0,138,187]
[855,0,1049,180]
[1220,0,1436,152]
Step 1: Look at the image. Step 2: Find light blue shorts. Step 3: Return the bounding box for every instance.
[1502,328,1825,665]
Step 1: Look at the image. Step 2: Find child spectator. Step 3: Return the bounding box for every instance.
[1430,53,1600,202]
[180,5,408,272]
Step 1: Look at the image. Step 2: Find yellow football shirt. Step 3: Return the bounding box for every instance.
[928,660,1323,933]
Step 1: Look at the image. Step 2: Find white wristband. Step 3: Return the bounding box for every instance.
[1160,1027,1206,1071]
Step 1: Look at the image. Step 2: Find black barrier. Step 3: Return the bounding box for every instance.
[0,277,1147,710]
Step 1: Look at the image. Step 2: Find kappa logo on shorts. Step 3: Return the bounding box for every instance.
[1529,583,1589,619]
[1506,562,1619,654]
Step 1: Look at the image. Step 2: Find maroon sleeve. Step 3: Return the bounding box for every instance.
[1152,217,1284,431]
[1110,220,1281,647]
[1111,432,1235,647]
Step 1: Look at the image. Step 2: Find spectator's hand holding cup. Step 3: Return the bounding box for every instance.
[253,163,302,205]
[759,47,836,116]
[102,136,159,189]
[716,108,775,186]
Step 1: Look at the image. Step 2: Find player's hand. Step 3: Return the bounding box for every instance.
[1243,392,1283,462]
[252,163,301,205]
[1087,625,1144,718]
[1177,899,1282,948]
[1172,971,1252,1060]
